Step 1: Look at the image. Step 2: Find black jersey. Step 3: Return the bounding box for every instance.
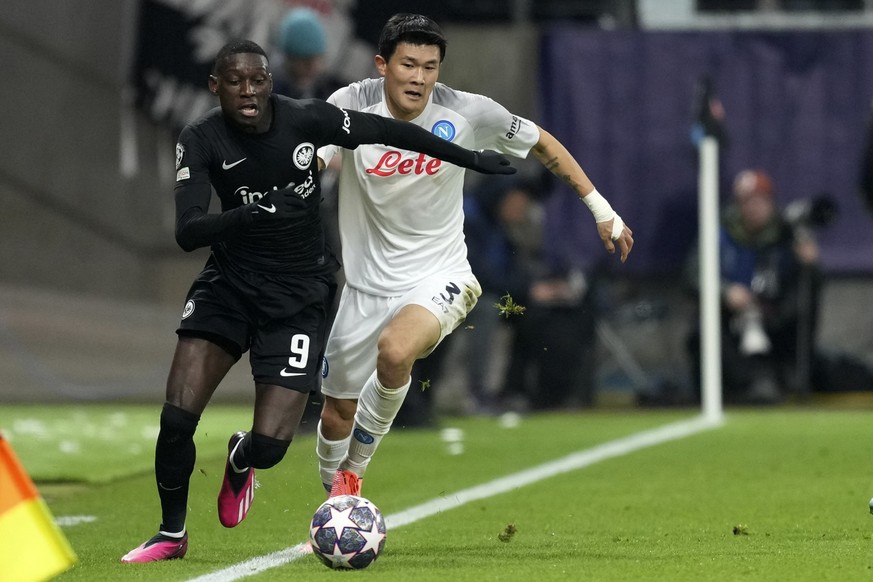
[174,95,352,275]
[174,94,507,275]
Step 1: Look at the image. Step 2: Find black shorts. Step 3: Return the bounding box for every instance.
[177,253,337,393]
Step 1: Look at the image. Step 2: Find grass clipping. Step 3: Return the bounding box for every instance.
[495,293,526,318]
[498,524,517,542]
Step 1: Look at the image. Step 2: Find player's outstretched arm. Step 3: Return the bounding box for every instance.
[326,104,516,175]
[530,127,634,263]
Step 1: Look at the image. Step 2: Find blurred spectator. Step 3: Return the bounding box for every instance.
[461,176,543,412]
[421,175,598,414]
[685,169,822,403]
[493,191,597,411]
[500,268,596,411]
[272,7,343,100]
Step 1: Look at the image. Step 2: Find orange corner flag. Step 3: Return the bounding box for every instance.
[0,433,77,581]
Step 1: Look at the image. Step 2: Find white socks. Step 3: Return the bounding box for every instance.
[316,420,351,488]
[343,371,410,477]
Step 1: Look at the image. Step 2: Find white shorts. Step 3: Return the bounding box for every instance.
[321,272,482,400]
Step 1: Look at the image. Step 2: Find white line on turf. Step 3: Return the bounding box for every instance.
[55,515,97,527]
[186,414,722,582]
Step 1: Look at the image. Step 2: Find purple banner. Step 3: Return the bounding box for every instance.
[538,27,873,275]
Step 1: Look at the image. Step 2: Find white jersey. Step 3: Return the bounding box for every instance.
[318,78,540,296]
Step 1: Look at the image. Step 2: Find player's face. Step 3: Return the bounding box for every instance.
[376,42,441,121]
[209,53,273,134]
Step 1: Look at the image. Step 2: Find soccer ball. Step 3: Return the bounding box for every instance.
[309,495,387,569]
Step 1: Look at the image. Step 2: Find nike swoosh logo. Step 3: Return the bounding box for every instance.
[257,204,277,213]
[222,158,246,170]
[280,369,306,377]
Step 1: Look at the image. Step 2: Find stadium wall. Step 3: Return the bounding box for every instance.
[0,0,212,305]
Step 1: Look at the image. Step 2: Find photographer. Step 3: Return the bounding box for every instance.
[685,169,823,403]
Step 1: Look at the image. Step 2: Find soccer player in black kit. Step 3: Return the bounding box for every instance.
[120,39,514,563]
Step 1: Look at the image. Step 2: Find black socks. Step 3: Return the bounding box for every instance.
[155,403,200,534]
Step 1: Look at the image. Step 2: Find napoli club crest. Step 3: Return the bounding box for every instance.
[431,120,456,141]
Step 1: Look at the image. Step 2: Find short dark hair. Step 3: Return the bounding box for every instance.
[378,13,447,63]
[212,40,269,75]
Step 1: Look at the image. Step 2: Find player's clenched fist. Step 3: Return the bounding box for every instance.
[249,186,308,221]
[472,150,517,175]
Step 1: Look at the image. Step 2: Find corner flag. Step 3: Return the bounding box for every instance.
[0,434,77,581]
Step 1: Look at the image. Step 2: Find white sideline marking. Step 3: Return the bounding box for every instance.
[55,515,97,527]
[187,414,722,582]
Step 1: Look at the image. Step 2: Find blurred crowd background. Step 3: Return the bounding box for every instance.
[1,0,872,420]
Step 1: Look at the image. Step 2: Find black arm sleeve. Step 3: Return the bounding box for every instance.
[327,105,479,169]
[174,182,252,252]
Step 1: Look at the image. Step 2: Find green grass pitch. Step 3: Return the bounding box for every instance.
[2,405,872,581]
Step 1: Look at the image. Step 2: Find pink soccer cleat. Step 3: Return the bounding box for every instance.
[217,431,255,528]
[329,469,362,498]
[120,532,188,563]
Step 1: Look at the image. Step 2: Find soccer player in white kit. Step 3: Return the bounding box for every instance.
[316,13,634,497]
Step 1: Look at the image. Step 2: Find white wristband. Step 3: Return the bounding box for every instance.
[581,189,615,223]
[610,213,625,240]
[582,189,624,240]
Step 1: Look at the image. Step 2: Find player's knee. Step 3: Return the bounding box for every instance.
[321,397,356,425]
[247,431,291,469]
[376,334,415,375]
[158,402,200,444]
[320,409,354,442]
[155,404,199,483]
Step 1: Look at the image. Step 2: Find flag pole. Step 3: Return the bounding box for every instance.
[698,135,723,423]
[692,76,726,423]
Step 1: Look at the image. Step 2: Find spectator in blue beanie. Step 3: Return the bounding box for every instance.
[273,7,341,100]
